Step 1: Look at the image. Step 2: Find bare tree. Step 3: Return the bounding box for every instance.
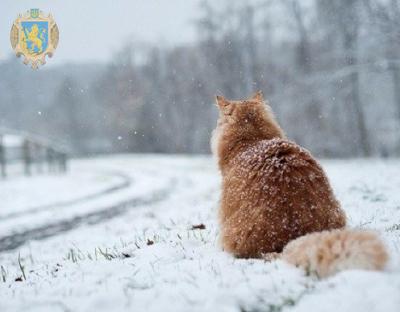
[363,0,400,120]
[285,0,312,73]
[317,0,371,156]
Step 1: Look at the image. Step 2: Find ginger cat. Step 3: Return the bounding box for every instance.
[212,91,388,277]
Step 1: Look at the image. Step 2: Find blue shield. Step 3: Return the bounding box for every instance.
[21,21,49,55]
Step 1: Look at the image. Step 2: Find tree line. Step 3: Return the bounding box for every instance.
[0,0,399,157]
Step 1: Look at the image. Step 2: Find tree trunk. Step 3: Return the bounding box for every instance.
[343,2,371,156]
[290,0,311,73]
[390,62,400,120]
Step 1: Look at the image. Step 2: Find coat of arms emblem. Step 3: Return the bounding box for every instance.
[10,9,59,69]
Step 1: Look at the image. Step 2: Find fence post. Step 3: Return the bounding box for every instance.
[60,153,68,173]
[23,139,32,176]
[46,147,54,173]
[0,135,6,178]
[35,143,44,174]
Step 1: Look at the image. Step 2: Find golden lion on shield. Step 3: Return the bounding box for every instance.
[21,24,46,55]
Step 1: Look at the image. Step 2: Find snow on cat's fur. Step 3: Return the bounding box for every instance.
[211,91,388,277]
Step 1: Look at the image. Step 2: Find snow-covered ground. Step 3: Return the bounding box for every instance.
[0,155,400,312]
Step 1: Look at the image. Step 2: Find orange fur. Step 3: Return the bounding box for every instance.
[212,91,346,258]
[282,229,388,277]
[211,91,388,276]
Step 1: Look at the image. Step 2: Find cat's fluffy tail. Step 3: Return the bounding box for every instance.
[279,229,388,278]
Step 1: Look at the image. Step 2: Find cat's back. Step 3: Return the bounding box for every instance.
[232,138,318,176]
[228,138,334,201]
[224,137,344,239]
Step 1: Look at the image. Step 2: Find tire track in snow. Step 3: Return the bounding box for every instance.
[1,171,132,221]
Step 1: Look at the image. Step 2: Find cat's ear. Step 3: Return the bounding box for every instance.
[216,95,233,115]
[250,91,264,102]
[215,95,230,110]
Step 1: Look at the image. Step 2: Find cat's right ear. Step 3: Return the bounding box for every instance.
[250,91,264,102]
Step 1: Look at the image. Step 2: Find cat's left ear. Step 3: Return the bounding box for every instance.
[215,95,230,109]
[250,91,264,102]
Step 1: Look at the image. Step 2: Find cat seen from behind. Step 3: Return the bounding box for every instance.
[211,91,388,277]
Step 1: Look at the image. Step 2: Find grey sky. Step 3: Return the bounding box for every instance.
[0,0,199,65]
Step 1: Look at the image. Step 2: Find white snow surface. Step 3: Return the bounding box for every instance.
[0,155,400,312]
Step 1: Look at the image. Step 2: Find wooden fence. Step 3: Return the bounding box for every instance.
[0,128,68,178]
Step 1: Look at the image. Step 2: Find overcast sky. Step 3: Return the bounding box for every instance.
[0,0,199,65]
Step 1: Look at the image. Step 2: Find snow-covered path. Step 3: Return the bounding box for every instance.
[0,155,400,312]
[0,156,180,252]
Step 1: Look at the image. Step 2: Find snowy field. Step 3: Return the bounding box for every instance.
[1,155,400,312]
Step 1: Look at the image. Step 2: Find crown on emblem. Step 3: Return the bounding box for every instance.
[30,9,40,18]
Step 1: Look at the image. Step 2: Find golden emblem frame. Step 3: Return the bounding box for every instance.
[10,9,59,69]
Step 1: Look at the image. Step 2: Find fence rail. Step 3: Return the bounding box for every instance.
[0,128,68,178]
